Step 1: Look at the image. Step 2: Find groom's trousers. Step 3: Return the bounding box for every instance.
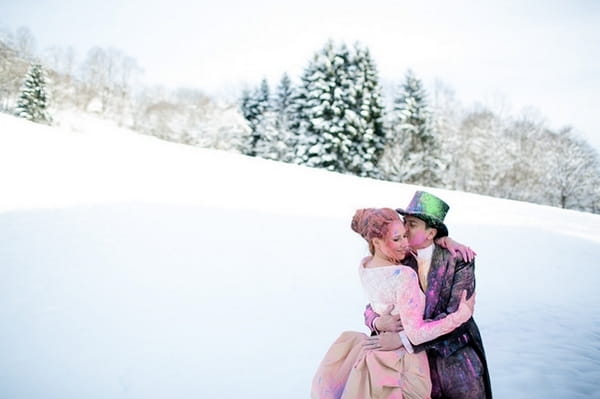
[428,336,487,399]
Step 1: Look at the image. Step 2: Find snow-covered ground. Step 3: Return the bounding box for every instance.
[1,113,599,398]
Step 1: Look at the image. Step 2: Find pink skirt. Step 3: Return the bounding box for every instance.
[311,331,432,399]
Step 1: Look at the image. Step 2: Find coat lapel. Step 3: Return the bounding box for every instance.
[402,254,418,273]
[423,245,449,319]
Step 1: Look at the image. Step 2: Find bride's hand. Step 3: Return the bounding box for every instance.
[374,305,404,333]
[436,237,477,262]
[362,332,403,351]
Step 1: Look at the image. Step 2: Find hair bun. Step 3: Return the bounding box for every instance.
[351,207,399,242]
[351,208,374,239]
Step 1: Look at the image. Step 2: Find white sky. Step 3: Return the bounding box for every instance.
[2,0,600,150]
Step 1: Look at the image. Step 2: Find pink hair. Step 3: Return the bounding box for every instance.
[351,208,400,254]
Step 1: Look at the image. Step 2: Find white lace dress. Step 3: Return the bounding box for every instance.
[359,261,470,346]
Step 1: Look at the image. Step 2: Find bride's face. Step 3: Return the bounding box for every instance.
[375,220,409,263]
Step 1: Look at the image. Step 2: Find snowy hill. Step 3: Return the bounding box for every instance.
[1,113,599,398]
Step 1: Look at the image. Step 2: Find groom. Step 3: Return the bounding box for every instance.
[364,191,492,399]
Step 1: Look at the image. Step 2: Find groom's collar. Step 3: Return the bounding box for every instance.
[416,244,434,260]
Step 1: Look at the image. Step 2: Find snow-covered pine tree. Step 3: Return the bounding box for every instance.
[288,60,316,165]
[294,40,344,170]
[253,110,289,161]
[273,73,295,134]
[380,70,442,186]
[274,73,294,128]
[256,78,271,114]
[273,73,297,163]
[239,78,272,156]
[343,44,385,177]
[240,88,255,123]
[15,62,52,124]
[294,41,385,176]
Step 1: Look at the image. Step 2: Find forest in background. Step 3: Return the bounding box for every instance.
[2,26,599,214]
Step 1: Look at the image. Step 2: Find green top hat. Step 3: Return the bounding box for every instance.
[396,191,449,238]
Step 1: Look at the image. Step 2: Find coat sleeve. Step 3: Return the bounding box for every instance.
[364,303,379,333]
[446,257,476,313]
[395,267,472,346]
[434,256,476,319]
[411,255,476,352]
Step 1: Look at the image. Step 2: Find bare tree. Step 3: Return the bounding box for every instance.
[14,26,36,61]
[79,46,142,118]
[0,37,29,111]
[44,45,76,76]
[430,81,461,187]
[545,128,600,211]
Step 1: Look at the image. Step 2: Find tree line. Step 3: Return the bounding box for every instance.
[2,27,599,214]
[239,41,600,213]
[0,26,249,152]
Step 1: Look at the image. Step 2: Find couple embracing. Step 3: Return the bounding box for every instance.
[311,191,492,399]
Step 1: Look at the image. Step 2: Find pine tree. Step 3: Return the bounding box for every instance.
[15,62,51,124]
[273,73,297,163]
[254,110,289,161]
[343,44,385,177]
[239,88,253,120]
[274,73,294,131]
[294,40,343,170]
[239,78,271,156]
[294,41,385,176]
[380,70,441,186]
[256,78,271,114]
[289,57,317,165]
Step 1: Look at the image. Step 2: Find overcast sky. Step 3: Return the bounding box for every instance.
[3,0,600,150]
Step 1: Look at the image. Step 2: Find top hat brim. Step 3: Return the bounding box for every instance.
[396,208,449,238]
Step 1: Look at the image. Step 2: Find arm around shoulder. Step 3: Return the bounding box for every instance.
[395,267,472,346]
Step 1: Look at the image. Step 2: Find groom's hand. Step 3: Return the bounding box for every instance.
[374,305,404,333]
[363,332,403,351]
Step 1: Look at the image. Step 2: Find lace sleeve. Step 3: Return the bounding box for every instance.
[395,267,471,345]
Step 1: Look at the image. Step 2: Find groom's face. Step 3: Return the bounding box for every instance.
[404,216,437,249]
